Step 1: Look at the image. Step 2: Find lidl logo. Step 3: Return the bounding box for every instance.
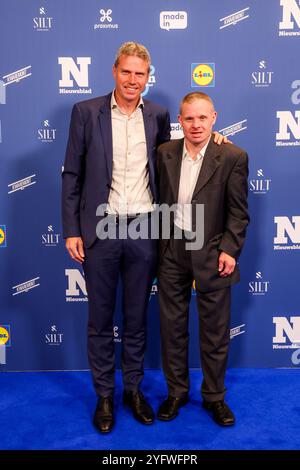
[191,63,215,87]
[0,225,7,247]
[0,326,11,346]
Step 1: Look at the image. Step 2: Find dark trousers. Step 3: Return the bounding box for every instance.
[83,217,157,397]
[158,236,231,402]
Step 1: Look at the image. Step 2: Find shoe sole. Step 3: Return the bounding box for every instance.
[202,402,235,426]
[157,411,179,422]
[123,401,154,425]
[157,398,188,422]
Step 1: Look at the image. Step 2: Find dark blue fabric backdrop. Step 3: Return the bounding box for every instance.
[1,0,300,370]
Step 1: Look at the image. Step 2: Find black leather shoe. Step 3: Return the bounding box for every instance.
[203,400,235,426]
[93,396,114,433]
[157,395,189,421]
[123,390,154,425]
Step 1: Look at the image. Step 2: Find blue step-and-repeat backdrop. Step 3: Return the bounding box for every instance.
[1,0,300,371]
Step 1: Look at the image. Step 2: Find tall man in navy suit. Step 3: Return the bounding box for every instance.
[62,42,171,433]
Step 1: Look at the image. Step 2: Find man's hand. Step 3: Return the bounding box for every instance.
[66,237,85,263]
[213,131,232,145]
[218,251,236,277]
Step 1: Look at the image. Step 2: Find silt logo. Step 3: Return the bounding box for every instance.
[251,60,274,87]
[191,63,215,88]
[45,325,63,346]
[38,120,56,143]
[0,225,7,247]
[248,272,270,296]
[249,169,271,194]
[33,7,53,31]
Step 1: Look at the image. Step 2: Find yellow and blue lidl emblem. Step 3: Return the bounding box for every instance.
[0,325,11,346]
[0,225,7,247]
[191,63,215,87]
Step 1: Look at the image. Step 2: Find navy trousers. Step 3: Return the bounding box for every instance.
[83,217,157,397]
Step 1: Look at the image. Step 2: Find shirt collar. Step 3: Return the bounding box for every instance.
[183,138,210,161]
[111,90,144,111]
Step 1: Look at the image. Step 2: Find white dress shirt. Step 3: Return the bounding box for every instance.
[106,92,154,215]
[175,139,209,231]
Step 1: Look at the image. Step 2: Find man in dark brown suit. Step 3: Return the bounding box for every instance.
[156,92,249,426]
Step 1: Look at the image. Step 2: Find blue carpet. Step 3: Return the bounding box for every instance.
[1,368,300,450]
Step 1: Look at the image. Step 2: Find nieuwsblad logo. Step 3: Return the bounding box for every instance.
[219,7,250,30]
[249,169,271,194]
[160,11,187,31]
[191,64,215,88]
[33,7,53,31]
[38,120,56,142]
[251,60,274,88]
[94,8,119,30]
[58,57,92,95]
[45,325,63,346]
[141,65,156,97]
[42,225,60,247]
[274,216,300,250]
[0,225,7,248]
[273,316,300,349]
[65,269,88,302]
[0,325,11,347]
[279,0,300,36]
[276,80,300,146]
[248,272,270,296]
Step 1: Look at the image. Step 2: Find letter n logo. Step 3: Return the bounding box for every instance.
[274,216,300,244]
[273,317,300,343]
[58,57,91,87]
[276,111,300,140]
[279,0,300,30]
[65,269,87,296]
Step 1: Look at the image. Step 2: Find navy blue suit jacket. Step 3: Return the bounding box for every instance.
[62,92,171,248]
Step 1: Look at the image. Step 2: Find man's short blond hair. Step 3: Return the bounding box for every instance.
[114,42,151,71]
[179,92,215,114]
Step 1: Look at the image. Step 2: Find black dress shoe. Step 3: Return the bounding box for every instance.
[203,400,235,426]
[157,395,189,421]
[93,396,114,433]
[123,390,154,425]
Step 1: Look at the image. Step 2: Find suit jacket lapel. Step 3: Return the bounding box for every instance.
[142,102,153,160]
[98,93,113,182]
[164,139,184,203]
[192,135,221,199]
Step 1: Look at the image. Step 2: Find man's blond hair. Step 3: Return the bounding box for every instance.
[179,92,215,114]
[114,42,151,71]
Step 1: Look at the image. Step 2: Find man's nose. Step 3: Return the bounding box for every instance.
[128,73,137,83]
